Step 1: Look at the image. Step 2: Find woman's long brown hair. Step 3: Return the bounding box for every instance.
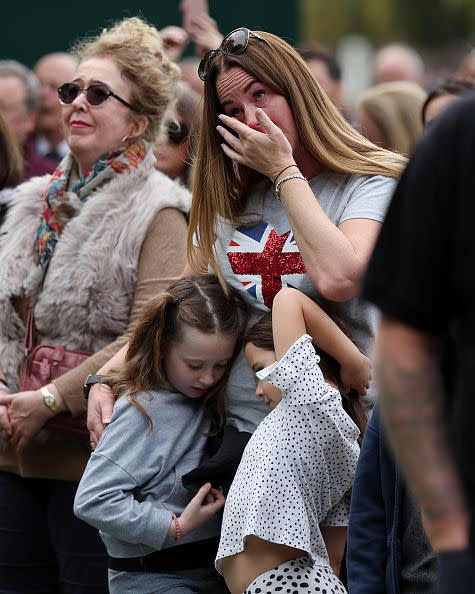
[107,275,247,434]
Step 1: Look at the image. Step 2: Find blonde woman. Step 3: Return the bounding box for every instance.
[0,17,190,592]
[357,81,427,155]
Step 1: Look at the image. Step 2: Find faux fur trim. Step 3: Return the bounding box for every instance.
[0,161,191,389]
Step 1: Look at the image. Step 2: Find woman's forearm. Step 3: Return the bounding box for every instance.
[279,180,380,302]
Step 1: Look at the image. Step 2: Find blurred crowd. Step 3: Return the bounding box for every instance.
[2,15,475,223]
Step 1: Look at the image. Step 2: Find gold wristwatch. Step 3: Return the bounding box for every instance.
[40,386,61,415]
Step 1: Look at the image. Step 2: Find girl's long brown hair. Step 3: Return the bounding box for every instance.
[188,30,407,286]
[244,310,367,443]
[107,275,247,433]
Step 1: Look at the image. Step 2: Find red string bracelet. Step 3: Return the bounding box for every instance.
[171,513,182,542]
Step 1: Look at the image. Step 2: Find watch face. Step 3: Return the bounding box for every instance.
[45,395,55,406]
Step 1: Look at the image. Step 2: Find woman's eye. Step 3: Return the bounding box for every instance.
[254,90,266,100]
[188,363,202,370]
[228,107,241,118]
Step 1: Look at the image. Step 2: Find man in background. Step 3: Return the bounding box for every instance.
[373,43,425,86]
[364,92,475,594]
[33,52,77,163]
[0,60,55,181]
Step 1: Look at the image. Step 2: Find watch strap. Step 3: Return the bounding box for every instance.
[84,374,111,400]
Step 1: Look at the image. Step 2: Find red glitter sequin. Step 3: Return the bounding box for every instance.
[227,229,306,308]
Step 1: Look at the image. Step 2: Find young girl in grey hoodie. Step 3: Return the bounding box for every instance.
[74,275,247,594]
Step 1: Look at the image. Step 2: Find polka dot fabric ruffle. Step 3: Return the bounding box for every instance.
[243,556,347,593]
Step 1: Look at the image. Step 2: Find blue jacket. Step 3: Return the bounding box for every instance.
[346,407,402,594]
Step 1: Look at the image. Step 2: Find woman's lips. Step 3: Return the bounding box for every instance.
[70,120,92,128]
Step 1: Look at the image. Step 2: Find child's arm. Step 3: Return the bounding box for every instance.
[320,525,347,577]
[271,288,371,395]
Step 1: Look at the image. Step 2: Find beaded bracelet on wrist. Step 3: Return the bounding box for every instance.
[274,172,308,200]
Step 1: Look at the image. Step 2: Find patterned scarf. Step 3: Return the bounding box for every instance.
[33,140,149,268]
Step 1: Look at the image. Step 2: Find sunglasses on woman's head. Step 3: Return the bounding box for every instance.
[198,27,268,81]
[165,120,189,144]
[57,82,139,112]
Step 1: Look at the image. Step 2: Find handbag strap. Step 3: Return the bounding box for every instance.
[24,296,35,356]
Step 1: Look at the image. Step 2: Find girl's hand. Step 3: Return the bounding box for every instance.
[217,109,294,181]
[340,353,372,397]
[0,390,55,452]
[177,482,225,537]
[87,382,114,449]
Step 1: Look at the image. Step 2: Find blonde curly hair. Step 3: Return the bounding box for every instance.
[73,17,180,142]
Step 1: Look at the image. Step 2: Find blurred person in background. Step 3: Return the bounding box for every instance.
[347,83,475,594]
[0,60,56,182]
[154,80,200,187]
[33,52,78,163]
[160,14,224,96]
[357,81,427,155]
[373,43,425,87]
[457,48,475,82]
[297,43,344,111]
[362,90,475,594]
[0,111,22,229]
[422,78,474,125]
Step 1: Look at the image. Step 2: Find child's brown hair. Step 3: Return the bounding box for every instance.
[108,275,247,434]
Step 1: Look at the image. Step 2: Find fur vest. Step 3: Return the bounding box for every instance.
[0,159,191,390]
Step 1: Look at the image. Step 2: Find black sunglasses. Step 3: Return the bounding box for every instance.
[165,120,189,144]
[198,27,268,81]
[58,82,139,112]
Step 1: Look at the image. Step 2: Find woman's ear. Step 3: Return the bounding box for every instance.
[129,114,149,139]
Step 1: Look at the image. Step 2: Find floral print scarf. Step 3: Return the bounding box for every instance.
[33,140,149,268]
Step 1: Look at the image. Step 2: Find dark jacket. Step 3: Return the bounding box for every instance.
[21,137,56,182]
[346,407,402,594]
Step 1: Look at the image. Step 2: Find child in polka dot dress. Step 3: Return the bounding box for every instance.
[216,287,371,594]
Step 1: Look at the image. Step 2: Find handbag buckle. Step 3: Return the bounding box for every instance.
[39,358,51,380]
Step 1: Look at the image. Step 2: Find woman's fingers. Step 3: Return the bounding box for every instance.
[218,113,248,135]
[216,125,241,151]
[255,108,276,132]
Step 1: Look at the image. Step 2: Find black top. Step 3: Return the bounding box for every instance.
[363,91,475,509]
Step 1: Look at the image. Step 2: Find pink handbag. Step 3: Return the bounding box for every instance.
[20,299,90,437]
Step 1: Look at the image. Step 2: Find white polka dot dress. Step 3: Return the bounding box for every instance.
[216,334,360,573]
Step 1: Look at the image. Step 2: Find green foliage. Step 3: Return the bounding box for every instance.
[300,0,475,47]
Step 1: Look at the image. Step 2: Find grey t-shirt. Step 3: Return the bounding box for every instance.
[196,171,396,432]
[74,388,221,558]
